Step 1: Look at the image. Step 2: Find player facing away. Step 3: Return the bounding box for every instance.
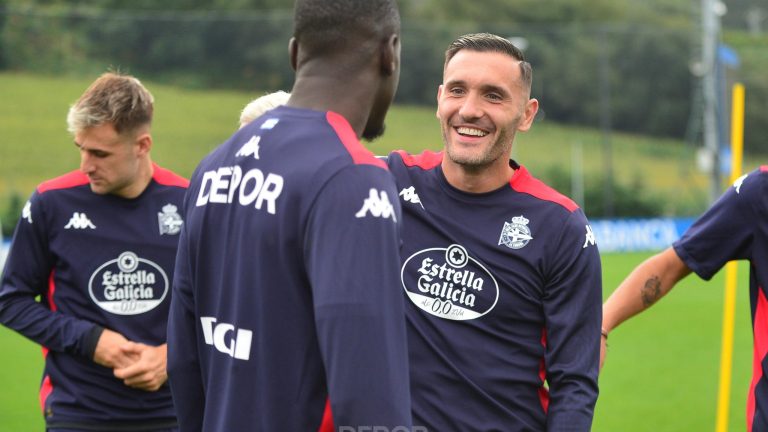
[385,34,602,431]
[0,73,188,431]
[602,167,768,430]
[166,0,412,431]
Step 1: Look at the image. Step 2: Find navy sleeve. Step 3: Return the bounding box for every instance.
[543,209,601,431]
[167,181,206,432]
[304,165,412,430]
[673,169,759,281]
[0,191,97,357]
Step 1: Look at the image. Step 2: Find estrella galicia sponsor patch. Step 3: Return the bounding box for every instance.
[401,244,499,321]
[88,251,169,315]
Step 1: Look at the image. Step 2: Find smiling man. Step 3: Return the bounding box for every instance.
[386,33,602,431]
[0,72,188,432]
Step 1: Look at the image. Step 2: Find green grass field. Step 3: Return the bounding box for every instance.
[0,72,762,216]
[0,253,754,431]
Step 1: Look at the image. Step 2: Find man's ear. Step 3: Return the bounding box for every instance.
[289,38,298,72]
[517,98,539,133]
[381,34,399,76]
[436,85,443,119]
[134,133,152,157]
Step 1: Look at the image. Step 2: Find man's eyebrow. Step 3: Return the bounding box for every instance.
[444,79,466,87]
[482,84,511,98]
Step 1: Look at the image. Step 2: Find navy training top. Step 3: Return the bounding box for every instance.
[0,164,188,431]
[388,150,602,432]
[167,106,412,432]
[673,166,768,432]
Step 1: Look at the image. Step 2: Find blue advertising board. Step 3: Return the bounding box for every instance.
[590,218,697,253]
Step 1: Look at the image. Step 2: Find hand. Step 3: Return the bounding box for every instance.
[599,334,608,373]
[113,343,168,391]
[93,329,140,369]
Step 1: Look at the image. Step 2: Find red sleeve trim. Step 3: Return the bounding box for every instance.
[39,375,53,413]
[747,287,768,432]
[326,111,387,170]
[509,166,579,212]
[152,163,190,188]
[394,150,444,170]
[37,171,89,194]
[760,166,768,172]
[317,397,334,432]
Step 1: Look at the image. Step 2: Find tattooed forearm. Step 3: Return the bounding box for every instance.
[641,276,662,307]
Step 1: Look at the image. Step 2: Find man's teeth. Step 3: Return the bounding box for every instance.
[457,127,488,137]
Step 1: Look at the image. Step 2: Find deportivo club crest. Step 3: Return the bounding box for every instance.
[158,204,183,235]
[498,215,533,250]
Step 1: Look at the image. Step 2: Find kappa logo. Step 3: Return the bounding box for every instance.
[235,136,261,160]
[200,317,253,360]
[498,216,532,250]
[583,225,596,249]
[65,212,96,230]
[356,189,397,222]
[733,173,748,194]
[399,186,424,209]
[158,204,183,235]
[22,200,32,224]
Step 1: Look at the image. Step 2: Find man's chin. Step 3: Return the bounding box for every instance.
[362,123,386,143]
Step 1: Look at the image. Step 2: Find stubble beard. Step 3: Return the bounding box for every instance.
[442,116,520,171]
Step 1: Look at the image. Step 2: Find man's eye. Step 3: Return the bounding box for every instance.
[488,94,501,100]
[450,88,465,95]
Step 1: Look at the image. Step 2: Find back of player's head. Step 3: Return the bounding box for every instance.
[67,72,154,137]
[240,91,291,128]
[445,33,533,96]
[293,0,400,64]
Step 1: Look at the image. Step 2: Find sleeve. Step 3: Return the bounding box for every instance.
[304,165,412,429]
[673,169,759,281]
[167,180,206,432]
[543,209,602,432]
[0,190,99,358]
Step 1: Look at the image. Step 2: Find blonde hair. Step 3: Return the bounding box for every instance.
[239,91,291,128]
[67,72,154,136]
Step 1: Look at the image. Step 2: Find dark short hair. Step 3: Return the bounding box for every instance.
[294,0,400,60]
[445,33,533,95]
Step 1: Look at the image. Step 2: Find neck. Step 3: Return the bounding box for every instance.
[441,155,516,194]
[115,157,154,199]
[288,63,377,139]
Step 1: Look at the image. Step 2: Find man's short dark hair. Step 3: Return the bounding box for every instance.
[445,33,533,96]
[294,0,400,60]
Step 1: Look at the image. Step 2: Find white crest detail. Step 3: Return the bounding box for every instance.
[498,215,532,250]
[734,173,749,194]
[399,186,424,209]
[235,135,261,159]
[355,189,397,222]
[158,203,183,235]
[260,118,279,130]
[22,200,32,224]
[64,212,96,229]
[583,225,596,249]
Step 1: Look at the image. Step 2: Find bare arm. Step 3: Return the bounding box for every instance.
[600,247,693,369]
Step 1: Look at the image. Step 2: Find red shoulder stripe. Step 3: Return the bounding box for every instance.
[510,166,579,212]
[326,111,387,169]
[37,171,89,194]
[760,166,768,172]
[152,163,189,188]
[395,150,443,170]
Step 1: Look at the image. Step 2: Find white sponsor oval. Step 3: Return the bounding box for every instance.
[401,245,499,321]
[88,251,169,316]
